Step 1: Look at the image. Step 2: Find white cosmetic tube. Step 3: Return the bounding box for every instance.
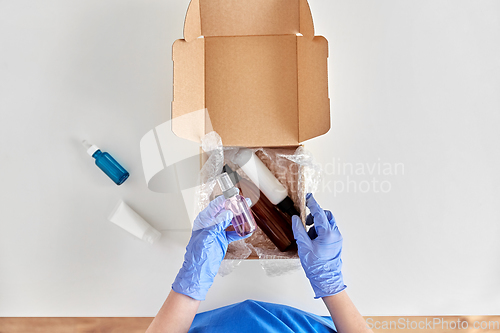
[108,201,161,244]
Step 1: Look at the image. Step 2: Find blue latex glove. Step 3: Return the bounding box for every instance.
[172,195,252,301]
[292,193,346,299]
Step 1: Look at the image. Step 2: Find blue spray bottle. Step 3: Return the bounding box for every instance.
[82,140,129,185]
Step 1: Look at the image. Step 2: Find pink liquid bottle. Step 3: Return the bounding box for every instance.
[216,172,256,237]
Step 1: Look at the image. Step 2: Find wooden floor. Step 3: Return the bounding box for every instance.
[0,316,499,332]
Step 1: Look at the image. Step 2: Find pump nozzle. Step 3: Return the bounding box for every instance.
[82,140,91,150]
[222,165,242,185]
[216,172,240,199]
[82,140,99,157]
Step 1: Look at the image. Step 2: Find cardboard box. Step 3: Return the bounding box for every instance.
[171,0,330,260]
[172,0,330,147]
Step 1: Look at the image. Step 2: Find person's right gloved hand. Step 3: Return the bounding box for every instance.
[292,193,346,299]
[172,195,252,301]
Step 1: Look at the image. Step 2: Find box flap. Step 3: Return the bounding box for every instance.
[172,38,206,142]
[204,35,299,147]
[297,36,331,142]
[183,0,202,43]
[174,0,330,147]
[299,0,314,39]
[184,0,315,42]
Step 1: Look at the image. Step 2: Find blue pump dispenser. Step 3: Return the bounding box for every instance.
[82,140,129,185]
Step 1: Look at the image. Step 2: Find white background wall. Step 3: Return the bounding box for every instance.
[0,0,499,316]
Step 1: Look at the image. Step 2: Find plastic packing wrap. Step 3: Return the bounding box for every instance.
[196,132,321,277]
[193,132,225,230]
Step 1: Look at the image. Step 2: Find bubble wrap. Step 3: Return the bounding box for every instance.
[194,132,224,223]
[197,133,321,276]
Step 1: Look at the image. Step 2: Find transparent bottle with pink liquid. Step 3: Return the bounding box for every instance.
[216,172,256,237]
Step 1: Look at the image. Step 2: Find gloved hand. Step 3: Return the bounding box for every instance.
[292,193,346,299]
[172,195,252,301]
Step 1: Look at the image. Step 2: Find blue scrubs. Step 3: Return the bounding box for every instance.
[189,300,337,333]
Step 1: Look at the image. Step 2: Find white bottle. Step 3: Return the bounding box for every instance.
[232,149,299,218]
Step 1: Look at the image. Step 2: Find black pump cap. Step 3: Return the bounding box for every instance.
[222,164,242,186]
[277,196,300,219]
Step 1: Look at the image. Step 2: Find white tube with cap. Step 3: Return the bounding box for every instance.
[233,149,288,205]
[108,201,161,244]
[232,149,299,218]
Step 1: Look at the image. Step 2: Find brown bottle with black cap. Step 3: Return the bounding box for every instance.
[223,165,296,252]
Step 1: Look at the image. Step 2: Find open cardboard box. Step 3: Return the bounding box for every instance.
[171,0,330,259]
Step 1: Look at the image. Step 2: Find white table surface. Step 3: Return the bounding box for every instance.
[1,0,499,317]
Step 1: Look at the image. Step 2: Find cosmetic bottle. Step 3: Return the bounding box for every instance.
[108,200,161,244]
[232,149,299,220]
[216,172,256,237]
[82,140,129,185]
[223,165,295,252]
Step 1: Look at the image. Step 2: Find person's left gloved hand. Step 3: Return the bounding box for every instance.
[172,195,252,301]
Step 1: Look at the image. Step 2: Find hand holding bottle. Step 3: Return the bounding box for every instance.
[172,195,252,301]
[291,193,346,299]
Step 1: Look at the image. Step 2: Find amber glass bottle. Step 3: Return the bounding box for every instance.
[223,165,296,252]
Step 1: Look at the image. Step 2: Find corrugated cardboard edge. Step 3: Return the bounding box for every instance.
[184,0,201,43]
[299,0,314,38]
[184,0,315,42]
[171,38,206,143]
[297,36,331,142]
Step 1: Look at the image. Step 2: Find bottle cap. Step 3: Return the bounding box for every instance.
[222,164,242,185]
[216,172,239,199]
[232,148,253,167]
[82,140,99,157]
[142,227,162,244]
